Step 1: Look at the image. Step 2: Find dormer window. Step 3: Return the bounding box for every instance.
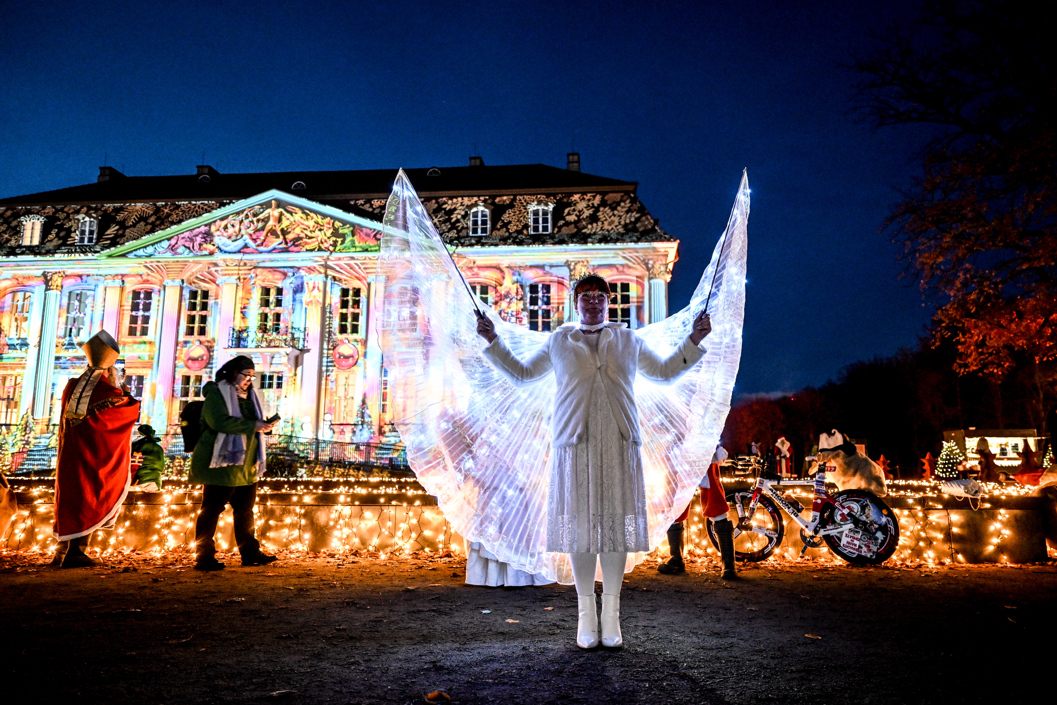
[469,205,490,236]
[528,203,553,235]
[292,181,306,190]
[19,215,44,245]
[76,216,98,245]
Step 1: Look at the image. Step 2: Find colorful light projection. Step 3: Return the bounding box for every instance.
[128,200,381,257]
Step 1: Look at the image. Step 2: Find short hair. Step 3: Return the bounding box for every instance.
[573,274,611,298]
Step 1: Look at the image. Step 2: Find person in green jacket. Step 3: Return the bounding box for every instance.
[189,355,278,571]
[131,424,165,490]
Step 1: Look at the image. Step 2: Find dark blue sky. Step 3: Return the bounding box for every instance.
[0,0,934,396]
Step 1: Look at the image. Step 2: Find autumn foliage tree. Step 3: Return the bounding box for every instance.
[855,0,1057,425]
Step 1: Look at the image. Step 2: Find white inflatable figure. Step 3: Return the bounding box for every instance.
[377,170,749,584]
[817,429,888,497]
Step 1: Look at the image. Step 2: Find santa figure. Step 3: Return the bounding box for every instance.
[51,330,140,568]
[775,436,793,478]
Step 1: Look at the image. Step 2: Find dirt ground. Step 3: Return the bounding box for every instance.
[1,549,1054,705]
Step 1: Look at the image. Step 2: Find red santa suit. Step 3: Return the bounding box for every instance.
[53,335,140,542]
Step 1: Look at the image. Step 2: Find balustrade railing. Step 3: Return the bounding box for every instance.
[228,327,306,350]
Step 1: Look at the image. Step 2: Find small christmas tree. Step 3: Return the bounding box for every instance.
[935,440,965,479]
[352,394,373,443]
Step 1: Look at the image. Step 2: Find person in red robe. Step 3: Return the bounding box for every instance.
[51,330,140,568]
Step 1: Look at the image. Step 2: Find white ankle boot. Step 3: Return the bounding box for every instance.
[600,593,622,648]
[576,594,599,649]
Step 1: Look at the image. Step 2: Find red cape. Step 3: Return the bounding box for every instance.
[53,375,140,541]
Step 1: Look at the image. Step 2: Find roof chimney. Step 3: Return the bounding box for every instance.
[469,156,485,167]
[567,153,580,172]
[98,166,125,183]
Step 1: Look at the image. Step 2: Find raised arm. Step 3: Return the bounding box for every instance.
[476,310,554,386]
[637,311,710,384]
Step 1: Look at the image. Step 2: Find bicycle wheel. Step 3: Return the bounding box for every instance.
[707,490,784,562]
[821,490,900,565]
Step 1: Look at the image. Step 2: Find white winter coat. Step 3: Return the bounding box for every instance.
[482,322,705,448]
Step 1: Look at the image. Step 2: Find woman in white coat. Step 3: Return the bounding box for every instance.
[476,274,711,649]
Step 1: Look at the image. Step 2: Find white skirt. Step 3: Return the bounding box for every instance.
[546,375,650,553]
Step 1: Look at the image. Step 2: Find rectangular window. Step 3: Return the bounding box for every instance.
[529,205,551,235]
[126,375,145,399]
[76,218,98,245]
[10,291,32,338]
[184,289,210,337]
[258,286,284,333]
[62,290,90,340]
[337,287,363,336]
[527,283,552,332]
[380,364,390,418]
[21,219,43,246]
[177,374,204,412]
[128,290,153,337]
[0,374,20,424]
[470,284,492,306]
[259,373,284,390]
[608,282,633,327]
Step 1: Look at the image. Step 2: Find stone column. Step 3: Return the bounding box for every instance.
[214,274,240,371]
[18,283,46,417]
[32,271,65,422]
[298,274,325,437]
[101,277,124,336]
[647,259,670,324]
[148,279,184,430]
[89,278,106,334]
[364,274,385,436]
[564,260,590,324]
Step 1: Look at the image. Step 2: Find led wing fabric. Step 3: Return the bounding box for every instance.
[379,170,748,583]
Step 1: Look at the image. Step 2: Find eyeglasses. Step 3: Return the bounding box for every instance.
[577,293,610,304]
[237,372,256,380]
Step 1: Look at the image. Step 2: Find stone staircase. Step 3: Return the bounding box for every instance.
[13,433,57,476]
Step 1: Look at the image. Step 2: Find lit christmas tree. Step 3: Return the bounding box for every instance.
[351,394,373,443]
[935,440,966,479]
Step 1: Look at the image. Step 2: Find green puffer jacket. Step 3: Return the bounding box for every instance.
[131,433,165,488]
[188,381,262,487]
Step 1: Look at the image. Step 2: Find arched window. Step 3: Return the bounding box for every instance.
[127,289,155,337]
[3,290,33,339]
[62,290,92,340]
[76,216,98,245]
[469,205,490,236]
[528,203,553,235]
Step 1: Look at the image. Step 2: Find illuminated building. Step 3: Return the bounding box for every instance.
[0,155,678,442]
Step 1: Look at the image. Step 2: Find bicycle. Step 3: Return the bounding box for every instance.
[705,468,900,565]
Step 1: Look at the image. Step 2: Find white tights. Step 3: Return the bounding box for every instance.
[569,552,626,596]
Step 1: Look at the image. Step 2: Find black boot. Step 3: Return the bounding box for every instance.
[50,541,69,567]
[657,523,686,574]
[61,534,98,568]
[713,518,737,580]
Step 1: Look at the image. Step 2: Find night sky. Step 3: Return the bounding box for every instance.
[0,0,936,397]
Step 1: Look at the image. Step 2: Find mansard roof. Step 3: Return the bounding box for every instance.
[0,162,673,256]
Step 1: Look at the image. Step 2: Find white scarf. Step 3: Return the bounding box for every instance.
[209,381,267,478]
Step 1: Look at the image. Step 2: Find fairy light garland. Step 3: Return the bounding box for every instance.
[1,477,1050,564]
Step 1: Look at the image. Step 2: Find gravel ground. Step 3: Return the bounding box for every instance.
[2,549,1054,704]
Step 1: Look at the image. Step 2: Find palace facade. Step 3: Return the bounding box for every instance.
[0,155,678,442]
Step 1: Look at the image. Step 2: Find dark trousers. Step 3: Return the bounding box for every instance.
[194,484,262,560]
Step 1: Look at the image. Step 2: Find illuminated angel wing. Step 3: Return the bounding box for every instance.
[378,171,564,580]
[378,170,748,583]
[633,170,749,551]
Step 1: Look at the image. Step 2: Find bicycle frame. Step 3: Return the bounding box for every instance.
[740,471,848,542]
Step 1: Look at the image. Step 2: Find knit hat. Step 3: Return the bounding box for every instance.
[216,355,255,383]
